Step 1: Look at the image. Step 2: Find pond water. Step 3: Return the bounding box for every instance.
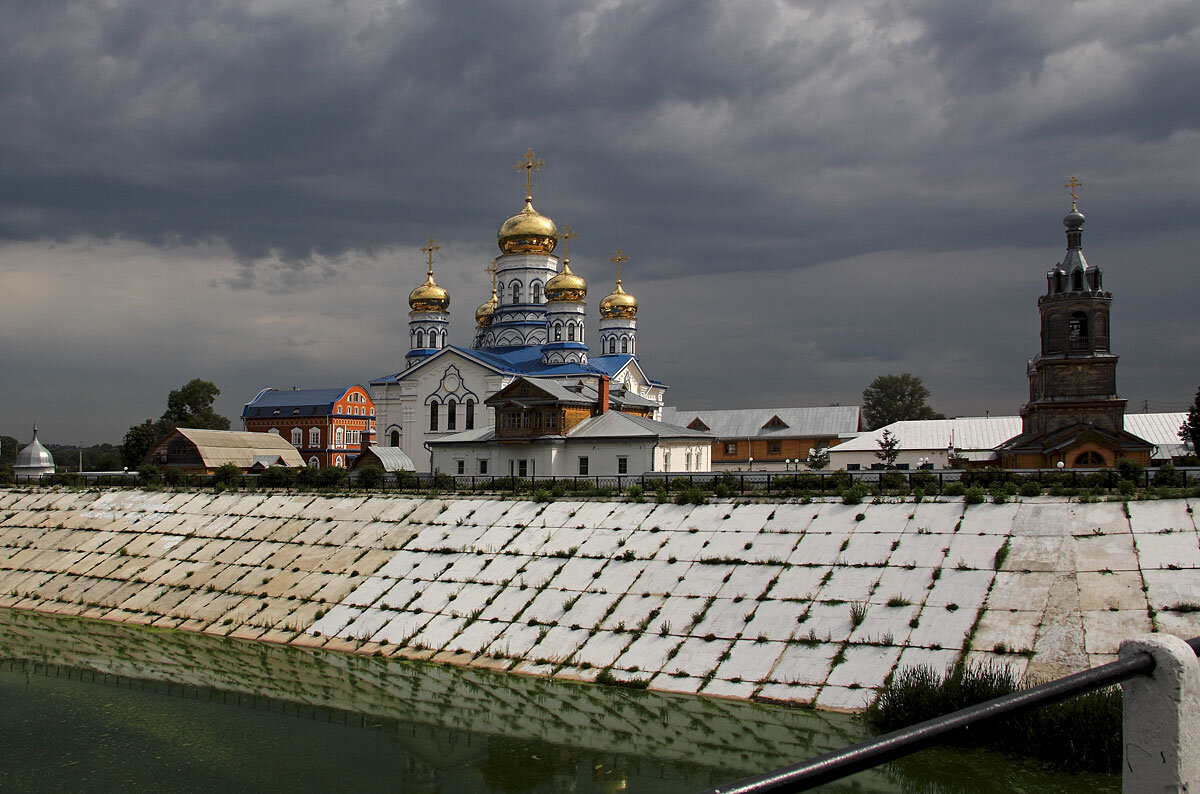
[0,609,1116,793]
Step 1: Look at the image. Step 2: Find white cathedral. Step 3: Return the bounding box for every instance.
[370,151,709,475]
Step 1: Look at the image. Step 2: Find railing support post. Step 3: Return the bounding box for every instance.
[1120,634,1200,793]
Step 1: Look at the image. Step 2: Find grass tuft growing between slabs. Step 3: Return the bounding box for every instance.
[864,662,1122,773]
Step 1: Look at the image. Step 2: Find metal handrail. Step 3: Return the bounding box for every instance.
[704,636,1200,793]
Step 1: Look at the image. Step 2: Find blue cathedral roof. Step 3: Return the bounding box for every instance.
[371,346,664,387]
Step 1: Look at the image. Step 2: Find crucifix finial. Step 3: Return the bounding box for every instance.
[514,148,545,200]
[485,258,498,293]
[560,223,578,259]
[1065,176,1083,211]
[420,237,440,273]
[609,248,629,282]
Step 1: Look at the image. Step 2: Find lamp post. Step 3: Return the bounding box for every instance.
[748,456,753,472]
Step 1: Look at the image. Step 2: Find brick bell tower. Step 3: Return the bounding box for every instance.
[999,179,1151,468]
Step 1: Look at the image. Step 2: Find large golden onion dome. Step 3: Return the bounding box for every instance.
[409,268,449,313]
[497,197,558,255]
[599,279,637,319]
[544,259,587,302]
[475,288,497,326]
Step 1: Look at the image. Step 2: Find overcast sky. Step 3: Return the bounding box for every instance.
[3,0,1198,445]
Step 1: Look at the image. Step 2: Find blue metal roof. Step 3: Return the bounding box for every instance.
[242,387,358,418]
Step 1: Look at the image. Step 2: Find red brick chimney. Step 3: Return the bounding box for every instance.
[598,375,610,414]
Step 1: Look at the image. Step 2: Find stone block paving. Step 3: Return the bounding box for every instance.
[2,489,1196,713]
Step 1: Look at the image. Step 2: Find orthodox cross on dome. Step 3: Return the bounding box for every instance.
[514,148,545,200]
[485,258,498,291]
[1065,176,1083,211]
[609,248,629,281]
[560,224,578,259]
[420,237,440,273]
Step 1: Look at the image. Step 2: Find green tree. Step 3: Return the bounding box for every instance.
[162,379,231,430]
[1180,387,1200,456]
[120,379,231,468]
[806,447,830,470]
[122,419,167,469]
[861,373,944,430]
[875,429,901,469]
[1,435,17,470]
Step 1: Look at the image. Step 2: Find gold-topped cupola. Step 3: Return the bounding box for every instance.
[408,237,450,312]
[497,148,558,255]
[599,248,637,318]
[544,224,587,302]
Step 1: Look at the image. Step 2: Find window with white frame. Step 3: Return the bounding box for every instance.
[578,456,588,475]
[290,428,302,446]
[456,459,465,475]
[617,456,627,474]
[335,426,344,447]
[309,427,321,447]
[478,459,488,474]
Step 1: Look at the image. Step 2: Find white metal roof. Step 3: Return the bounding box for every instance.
[829,412,1190,456]
[660,406,860,438]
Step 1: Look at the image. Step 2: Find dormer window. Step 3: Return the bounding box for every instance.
[762,415,789,430]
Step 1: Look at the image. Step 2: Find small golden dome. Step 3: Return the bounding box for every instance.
[545,259,587,302]
[599,279,637,319]
[475,289,497,326]
[409,268,449,313]
[497,197,558,255]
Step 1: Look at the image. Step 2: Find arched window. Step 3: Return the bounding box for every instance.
[465,400,475,430]
[554,323,562,342]
[430,401,439,431]
[621,337,629,354]
[308,456,319,468]
[447,399,457,431]
[309,427,321,447]
[1068,311,1089,349]
[335,426,344,447]
[416,330,425,348]
[390,430,400,447]
[568,324,575,341]
[290,428,302,446]
[608,338,616,354]
[496,282,504,305]
[1074,451,1104,467]
[334,455,344,468]
[1072,270,1083,291]
[512,282,521,303]
[531,281,541,303]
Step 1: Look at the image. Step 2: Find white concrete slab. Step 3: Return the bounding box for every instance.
[770,643,840,685]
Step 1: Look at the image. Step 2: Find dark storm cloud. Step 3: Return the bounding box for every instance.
[2,0,1198,442]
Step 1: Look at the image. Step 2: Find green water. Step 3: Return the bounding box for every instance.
[0,610,1117,793]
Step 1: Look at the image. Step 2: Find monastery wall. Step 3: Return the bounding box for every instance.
[1,488,1197,713]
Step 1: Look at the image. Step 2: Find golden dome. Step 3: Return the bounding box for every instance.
[599,279,637,318]
[497,197,558,255]
[409,268,449,313]
[545,259,587,302]
[475,289,497,326]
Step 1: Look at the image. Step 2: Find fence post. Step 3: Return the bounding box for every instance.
[1119,634,1199,793]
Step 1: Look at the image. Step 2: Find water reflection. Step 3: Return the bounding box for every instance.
[0,609,1115,793]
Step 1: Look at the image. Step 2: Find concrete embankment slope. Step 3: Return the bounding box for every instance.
[0,489,1197,712]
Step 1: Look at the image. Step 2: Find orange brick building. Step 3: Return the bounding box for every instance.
[242,386,376,468]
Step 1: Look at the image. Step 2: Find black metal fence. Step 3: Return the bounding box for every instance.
[702,636,1200,793]
[10,466,1200,497]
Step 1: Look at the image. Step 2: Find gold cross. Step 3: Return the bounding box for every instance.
[609,248,629,281]
[514,148,545,199]
[420,237,440,271]
[1065,177,1083,211]
[560,223,578,259]
[485,259,498,292]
